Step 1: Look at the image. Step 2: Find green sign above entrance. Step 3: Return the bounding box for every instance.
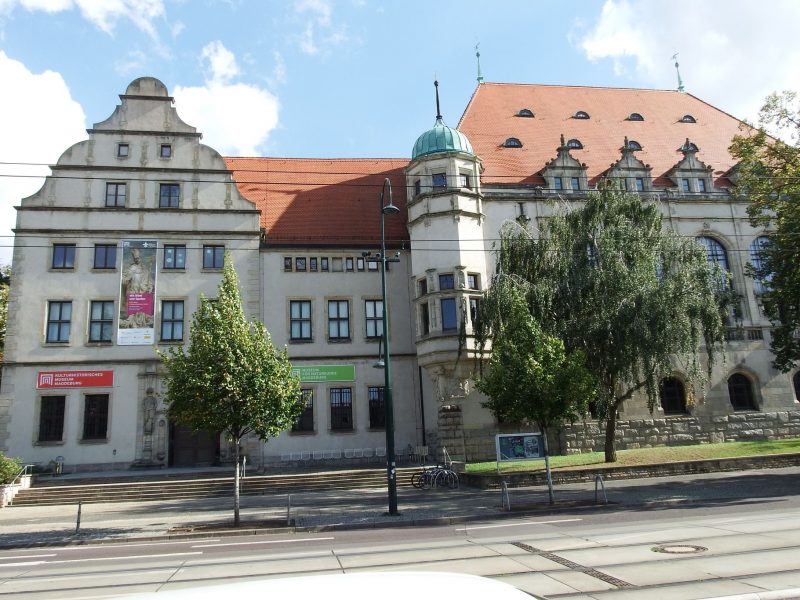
[292,364,356,382]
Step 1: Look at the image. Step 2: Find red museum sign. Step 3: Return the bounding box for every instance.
[36,370,114,389]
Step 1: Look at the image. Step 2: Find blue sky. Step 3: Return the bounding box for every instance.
[1,0,800,264]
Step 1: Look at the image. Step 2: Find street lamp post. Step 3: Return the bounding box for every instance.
[378,177,400,515]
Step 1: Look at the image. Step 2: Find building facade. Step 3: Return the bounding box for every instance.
[1,77,798,472]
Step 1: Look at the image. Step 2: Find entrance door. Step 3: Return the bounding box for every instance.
[169,423,219,467]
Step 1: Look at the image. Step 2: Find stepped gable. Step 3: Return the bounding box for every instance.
[457,82,750,187]
[224,157,409,248]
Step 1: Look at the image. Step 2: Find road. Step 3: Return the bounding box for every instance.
[2,486,800,599]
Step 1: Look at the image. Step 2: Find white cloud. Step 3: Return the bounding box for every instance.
[2,0,165,37]
[200,40,239,84]
[292,0,349,57]
[577,0,800,122]
[268,51,287,87]
[0,52,86,266]
[173,42,279,157]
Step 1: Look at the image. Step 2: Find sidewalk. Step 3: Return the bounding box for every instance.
[2,465,799,549]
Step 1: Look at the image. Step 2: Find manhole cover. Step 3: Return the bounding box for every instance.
[651,544,707,554]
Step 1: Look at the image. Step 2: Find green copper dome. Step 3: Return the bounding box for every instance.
[411,117,474,160]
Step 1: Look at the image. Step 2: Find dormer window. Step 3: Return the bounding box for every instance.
[566,138,583,150]
[698,179,707,193]
[504,137,523,148]
[554,177,563,190]
[516,108,534,117]
[627,140,642,151]
[635,177,645,191]
[573,111,590,119]
[628,112,644,121]
[680,114,697,123]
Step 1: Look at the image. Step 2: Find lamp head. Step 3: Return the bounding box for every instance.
[382,203,400,215]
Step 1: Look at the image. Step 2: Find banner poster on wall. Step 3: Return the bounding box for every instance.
[118,240,158,345]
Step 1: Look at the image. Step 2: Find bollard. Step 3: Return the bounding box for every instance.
[286,493,292,526]
[594,473,608,505]
[75,500,82,534]
[500,481,510,511]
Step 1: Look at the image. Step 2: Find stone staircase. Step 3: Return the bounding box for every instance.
[10,467,418,507]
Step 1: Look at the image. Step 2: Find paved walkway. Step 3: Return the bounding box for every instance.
[2,465,799,549]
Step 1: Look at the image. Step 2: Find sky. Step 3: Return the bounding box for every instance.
[1,0,800,265]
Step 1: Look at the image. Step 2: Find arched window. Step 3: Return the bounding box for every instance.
[697,236,730,289]
[680,114,697,123]
[516,108,534,117]
[749,236,771,294]
[573,111,590,119]
[728,373,757,411]
[660,377,687,414]
[504,137,523,148]
[627,140,642,151]
[567,138,583,149]
[628,112,644,121]
[793,371,800,401]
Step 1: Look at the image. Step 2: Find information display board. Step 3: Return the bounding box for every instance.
[494,433,545,462]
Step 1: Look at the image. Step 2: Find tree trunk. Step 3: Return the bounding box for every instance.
[604,403,618,463]
[233,437,240,527]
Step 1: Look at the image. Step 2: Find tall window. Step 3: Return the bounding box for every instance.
[635,177,645,191]
[105,182,126,207]
[52,244,75,269]
[203,245,224,269]
[439,273,455,290]
[292,389,314,432]
[570,177,580,191]
[728,373,757,411]
[163,245,186,270]
[553,177,563,190]
[697,236,730,290]
[365,300,383,338]
[420,302,430,335]
[328,300,350,340]
[698,179,707,193]
[749,236,771,294]
[290,300,312,340]
[681,178,691,192]
[38,396,65,442]
[83,394,109,440]
[330,387,353,430]
[469,297,481,325]
[160,300,184,342]
[46,301,72,343]
[89,300,114,342]
[659,377,687,415]
[93,244,117,269]
[368,386,385,429]
[159,183,180,208]
[441,297,458,331]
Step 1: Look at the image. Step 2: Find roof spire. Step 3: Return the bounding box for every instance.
[672,53,685,93]
[475,43,484,84]
[434,79,442,121]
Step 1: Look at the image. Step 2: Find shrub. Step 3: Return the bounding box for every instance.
[0,452,22,485]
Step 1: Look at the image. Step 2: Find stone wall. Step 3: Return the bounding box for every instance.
[560,411,800,454]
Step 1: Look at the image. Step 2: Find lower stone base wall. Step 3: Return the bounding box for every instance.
[560,411,800,454]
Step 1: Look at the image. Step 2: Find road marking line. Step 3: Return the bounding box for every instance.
[14,569,174,584]
[192,537,334,548]
[51,539,220,551]
[0,554,57,560]
[39,552,203,564]
[456,518,582,531]
[0,561,45,567]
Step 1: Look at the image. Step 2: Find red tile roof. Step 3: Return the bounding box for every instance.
[457,83,749,187]
[223,157,409,247]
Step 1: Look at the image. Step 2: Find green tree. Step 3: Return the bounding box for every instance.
[0,265,10,364]
[476,284,595,501]
[476,187,728,462]
[160,256,302,526]
[730,91,800,371]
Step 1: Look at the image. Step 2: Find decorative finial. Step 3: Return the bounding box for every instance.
[434,79,442,121]
[672,53,685,92]
[624,135,630,150]
[560,133,566,147]
[475,43,484,84]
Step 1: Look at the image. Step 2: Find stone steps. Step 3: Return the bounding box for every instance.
[10,468,418,507]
